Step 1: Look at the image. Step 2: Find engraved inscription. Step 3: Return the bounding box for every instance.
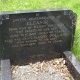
[13,18,27,22]
[4,14,69,47]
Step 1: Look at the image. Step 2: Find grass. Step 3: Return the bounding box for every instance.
[0,0,80,60]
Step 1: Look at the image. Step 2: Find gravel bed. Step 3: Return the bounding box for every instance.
[11,58,72,80]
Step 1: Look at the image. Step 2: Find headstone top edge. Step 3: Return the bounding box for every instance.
[0,8,71,15]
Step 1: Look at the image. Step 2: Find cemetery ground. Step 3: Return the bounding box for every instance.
[0,0,80,60]
[0,1,80,80]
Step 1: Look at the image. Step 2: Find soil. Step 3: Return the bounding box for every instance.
[11,58,73,80]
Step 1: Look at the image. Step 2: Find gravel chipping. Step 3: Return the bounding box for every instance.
[11,58,72,80]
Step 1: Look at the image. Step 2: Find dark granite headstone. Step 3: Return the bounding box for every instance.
[0,8,77,62]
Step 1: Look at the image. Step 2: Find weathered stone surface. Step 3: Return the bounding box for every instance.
[0,60,1,80]
[1,59,12,80]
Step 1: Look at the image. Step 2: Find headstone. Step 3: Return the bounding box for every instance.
[0,8,77,62]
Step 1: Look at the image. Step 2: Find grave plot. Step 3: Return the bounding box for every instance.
[0,8,80,80]
[11,58,73,80]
